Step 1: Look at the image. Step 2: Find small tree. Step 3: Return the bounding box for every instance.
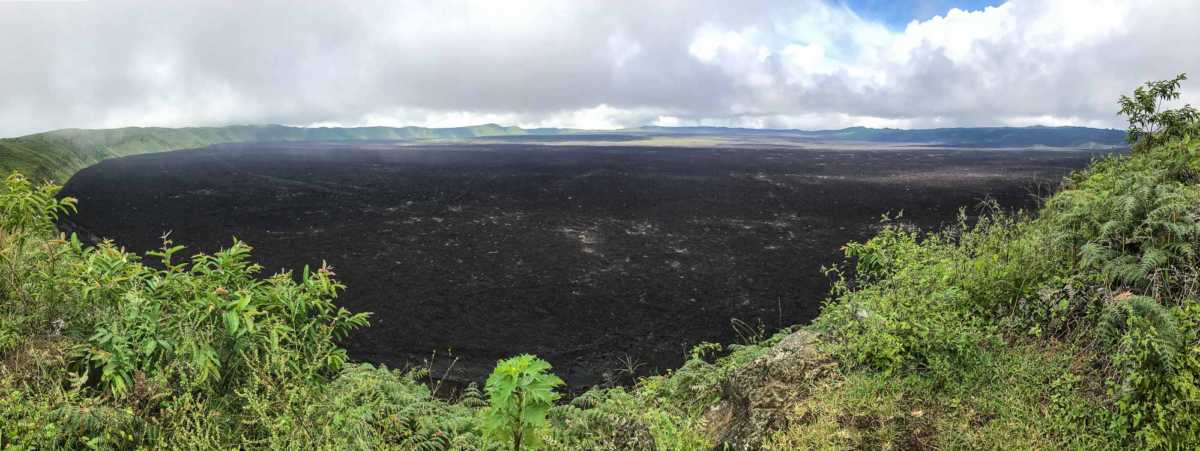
[1118,73,1199,151]
[481,354,564,450]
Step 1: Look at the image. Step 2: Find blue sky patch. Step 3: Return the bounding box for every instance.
[839,0,1006,29]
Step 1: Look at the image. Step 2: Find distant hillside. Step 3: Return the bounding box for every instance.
[0,124,533,182]
[630,125,1128,147]
[0,124,1126,182]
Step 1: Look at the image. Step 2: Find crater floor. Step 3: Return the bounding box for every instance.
[58,142,1104,388]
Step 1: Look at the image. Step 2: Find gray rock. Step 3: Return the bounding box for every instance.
[705,330,837,450]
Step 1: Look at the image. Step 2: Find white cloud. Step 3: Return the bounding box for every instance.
[524,105,645,130]
[681,0,1200,128]
[1000,115,1116,129]
[0,0,1197,137]
[653,115,682,127]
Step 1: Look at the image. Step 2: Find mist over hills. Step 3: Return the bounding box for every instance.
[0,123,1126,182]
[628,125,1127,147]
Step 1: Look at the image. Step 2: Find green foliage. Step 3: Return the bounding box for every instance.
[0,172,76,234]
[1048,156,1200,290]
[642,334,782,418]
[481,355,564,450]
[0,386,147,450]
[840,218,926,285]
[797,75,1200,449]
[0,172,78,353]
[1119,73,1200,152]
[545,388,656,450]
[1101,297,1200,448]
[817,220,1016,378]
[69,239,370,399]
[0,174,389,449]
[764,343,1112,450]
[232,364,487,450]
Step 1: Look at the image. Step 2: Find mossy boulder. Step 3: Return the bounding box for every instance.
[705,330,837,449]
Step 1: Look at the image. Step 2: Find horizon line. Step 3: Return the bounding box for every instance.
[4,122,1127,140]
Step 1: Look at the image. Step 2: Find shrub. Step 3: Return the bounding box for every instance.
[71,239,370,400]
[818,280,992,378]
[1119,73,1199,152]
[1102,296,1200,448]
[0,172,78,353]
[817,222,1001,378]
[545,388,656,450]
[639,336,781,418]
[0,172,76,235]
[1050,169,1200,289]
[231,363,487,450]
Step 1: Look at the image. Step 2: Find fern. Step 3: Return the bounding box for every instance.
[1048,153,1200,291]
[1099,296,1183,352]
[460,382,488,409]
[1101,296,1200,447]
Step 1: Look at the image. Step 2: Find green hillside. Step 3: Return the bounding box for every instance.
[0,124,532,182]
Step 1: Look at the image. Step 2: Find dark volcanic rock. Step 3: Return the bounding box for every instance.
[56,141,1106,389]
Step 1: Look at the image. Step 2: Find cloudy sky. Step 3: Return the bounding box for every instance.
[1,0,1197,137]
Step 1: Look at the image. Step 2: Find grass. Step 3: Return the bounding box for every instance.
[765,340,1112,450]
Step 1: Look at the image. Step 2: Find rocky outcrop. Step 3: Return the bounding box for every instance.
[705,330,838,449]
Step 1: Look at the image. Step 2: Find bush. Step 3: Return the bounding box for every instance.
[70,239,370,400]
[1119,73,1199,152]
[1048,162,1200,290]
[0,172,78,353]
[1102,296,1200,448]
[232,363,486,450]
[817,222,1001,378]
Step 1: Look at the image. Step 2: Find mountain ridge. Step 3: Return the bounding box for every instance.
[0,123,1127,182]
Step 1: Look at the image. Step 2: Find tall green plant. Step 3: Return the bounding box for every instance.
[481,355,563,450]
[1119,73,1200,152]
[0,172,77,351]
[0,172,76,235]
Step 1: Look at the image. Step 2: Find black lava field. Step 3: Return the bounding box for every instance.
[58,142,1107,388]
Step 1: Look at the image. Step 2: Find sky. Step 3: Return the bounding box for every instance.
[0,0,1198,137]
[841,0,1005,29]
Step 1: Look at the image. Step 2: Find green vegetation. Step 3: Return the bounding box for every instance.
[482,355,564,450]
[0,76,1196,449]
[1119,73,1198,151]
[776,75,1198,449]
[0,124,533,182]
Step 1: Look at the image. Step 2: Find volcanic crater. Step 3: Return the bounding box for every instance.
[57,141,1105,388]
